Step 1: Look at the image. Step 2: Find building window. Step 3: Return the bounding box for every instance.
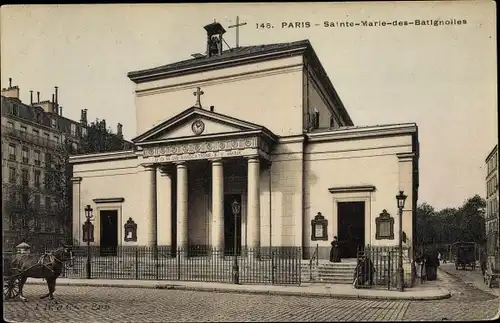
[22,147,29,163]
[36,113,42,123]
[45,153,52,165]
[33,129,39,136]
[71,123,77,136]
[34,150,41,166]
[7,121,14,129]
[51,118,57,129]
[34,170,41,188]
[13,104,19,116]
[20,125,27,133]
[375,209,395,240]
[8,167,16,184]
[53,135,59,143]
[45,196,52,212]
[81,127,87,137]
[34,194,41,210]
[21,169,29,186]
[44,132,50,140]
[8,143,16,161]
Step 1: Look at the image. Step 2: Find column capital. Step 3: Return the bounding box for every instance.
[142,163,157,171]
[174,161,187,168]
[209,158,223,165]
[71,177,82,183]
[246,155,260,163]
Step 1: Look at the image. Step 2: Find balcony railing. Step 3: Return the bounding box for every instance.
[2,126,65,151]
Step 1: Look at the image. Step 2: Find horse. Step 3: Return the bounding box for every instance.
[10,244,74,302]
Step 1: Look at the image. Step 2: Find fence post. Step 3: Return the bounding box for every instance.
[388,250,391,290]
[155,246,159,280]
[271,250,276,284]
[177,247,181,280]
[135,248,139,280]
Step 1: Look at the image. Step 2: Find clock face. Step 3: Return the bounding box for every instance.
[191,119,205,135]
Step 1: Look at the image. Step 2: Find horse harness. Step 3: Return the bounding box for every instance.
[16,252,68,274]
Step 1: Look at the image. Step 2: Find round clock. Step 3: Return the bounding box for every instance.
[191,119,205,135]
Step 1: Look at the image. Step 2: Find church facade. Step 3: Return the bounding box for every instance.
[70,23,419,260]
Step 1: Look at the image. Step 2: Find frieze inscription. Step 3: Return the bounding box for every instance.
[143,138,259,158]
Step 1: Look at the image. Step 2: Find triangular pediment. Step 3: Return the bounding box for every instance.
[133,107,271,144]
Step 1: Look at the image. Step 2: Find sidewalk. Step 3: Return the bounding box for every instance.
[439,263,500,297]
[26,277,451,301]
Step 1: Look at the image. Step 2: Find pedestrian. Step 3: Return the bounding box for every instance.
[330,236,341,263]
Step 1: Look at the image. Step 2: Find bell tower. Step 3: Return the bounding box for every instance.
[204,21,226,57]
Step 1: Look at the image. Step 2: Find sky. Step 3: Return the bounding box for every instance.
[1,2,497,210]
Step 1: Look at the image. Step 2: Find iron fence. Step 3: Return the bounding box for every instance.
[48,246,301,285]
[355,246,413,290]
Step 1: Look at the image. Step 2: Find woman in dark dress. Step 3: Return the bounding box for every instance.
[330,236,341,262]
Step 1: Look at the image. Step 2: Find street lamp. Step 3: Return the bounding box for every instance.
[84,204,94,279]
[396,190,407,292]
[232,200,241,284]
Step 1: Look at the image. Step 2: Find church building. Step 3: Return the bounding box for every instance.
[70,22,419,260]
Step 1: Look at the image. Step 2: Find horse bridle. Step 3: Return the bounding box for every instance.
[51,249,75,269]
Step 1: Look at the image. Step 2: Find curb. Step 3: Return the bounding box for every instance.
[25,281,451,301]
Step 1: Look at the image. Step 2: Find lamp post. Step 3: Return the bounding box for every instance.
[84,204,94,279]
[232,200,241,284]
[396,190,407,292]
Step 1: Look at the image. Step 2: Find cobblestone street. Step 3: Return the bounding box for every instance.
[3,269,499,322]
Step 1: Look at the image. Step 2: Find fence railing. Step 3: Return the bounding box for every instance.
[45,246,302,285]
[355,246,413,290]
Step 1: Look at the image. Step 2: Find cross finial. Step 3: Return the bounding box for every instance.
[193,87,204,108]
[228,15,247,48]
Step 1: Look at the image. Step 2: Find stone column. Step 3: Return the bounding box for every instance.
[71,177,82,244]
[247,155,261,251]
[144,165,158,247]
[159,167,173,248]
[176,162,189,251]
[211,158,224,252]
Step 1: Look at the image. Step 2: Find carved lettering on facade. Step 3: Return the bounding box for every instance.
[143,137,259,159]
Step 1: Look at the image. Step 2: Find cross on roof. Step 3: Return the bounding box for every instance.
[193,87,204,108]
[228,16,247,48]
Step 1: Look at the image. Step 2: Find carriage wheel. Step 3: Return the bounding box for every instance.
[4,278,20,300]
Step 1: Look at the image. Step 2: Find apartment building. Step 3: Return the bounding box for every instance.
[485,144,499,258]
[1,78,131,250]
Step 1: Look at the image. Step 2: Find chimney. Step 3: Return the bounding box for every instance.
[37,91,40,103]
[1,77,20,99]
[117,123,123,137]
[101,119,106,131]
[59,106,63,116]
[54,86,58,106]
[204,22,226,57]
[30,91,33,105]
[80,109,88,125]
[210,106,215,112]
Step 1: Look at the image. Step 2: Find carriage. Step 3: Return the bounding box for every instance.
[3,251,21,300]
[483,231,500,288]
[455,242,477,271]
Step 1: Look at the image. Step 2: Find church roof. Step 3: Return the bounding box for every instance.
[127,40,311,82]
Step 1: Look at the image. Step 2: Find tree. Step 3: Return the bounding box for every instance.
[415,195,487,252]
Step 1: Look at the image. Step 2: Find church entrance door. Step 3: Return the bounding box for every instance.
[224,194,242,256]
[337,202,365,259]
[100,210,118,257]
